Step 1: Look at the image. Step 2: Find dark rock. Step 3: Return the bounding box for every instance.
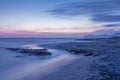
[67,49,93,56]
[34,51,51,55]
[15,55,25,57]
[6,47,51,56]
[6,48,20,51]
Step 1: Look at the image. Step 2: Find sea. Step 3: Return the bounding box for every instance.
[0,38,87,80]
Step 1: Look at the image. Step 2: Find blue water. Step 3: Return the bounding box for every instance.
[0,38,76,45]
[0,38,77,59]
[0,38,87,80]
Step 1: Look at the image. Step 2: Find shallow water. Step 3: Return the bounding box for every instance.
[0,38,88,80]
[0,47,76,80]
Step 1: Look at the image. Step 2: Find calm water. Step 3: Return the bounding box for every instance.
[0,38,90,80]
[0,38,76,45]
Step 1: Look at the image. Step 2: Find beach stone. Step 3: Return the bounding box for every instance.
[6,48,20,51]
[67,49,93,56]
[6,47,51,56]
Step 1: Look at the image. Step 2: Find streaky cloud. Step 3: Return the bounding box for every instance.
[48,0,120,23]
[103,23,120,27]
[15,30,40,34]
[91,14,120,22]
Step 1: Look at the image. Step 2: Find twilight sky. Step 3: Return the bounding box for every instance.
[0,0,120,38]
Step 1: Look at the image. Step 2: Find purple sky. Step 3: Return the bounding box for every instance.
[0,0,120,38]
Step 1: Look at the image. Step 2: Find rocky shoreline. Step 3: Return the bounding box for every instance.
[4,38,120,80]
[41,38,120,80]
